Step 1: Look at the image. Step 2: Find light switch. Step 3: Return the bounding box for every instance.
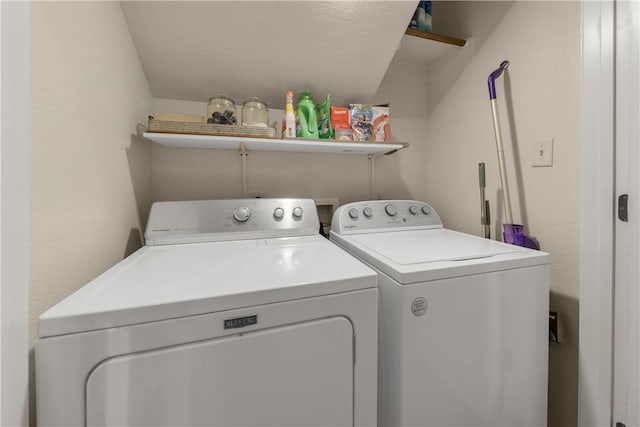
[532,138,553,167]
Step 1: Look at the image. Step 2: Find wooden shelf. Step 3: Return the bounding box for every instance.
[404,28,467,47]
[394,29,467,66]
[144,132,408,155]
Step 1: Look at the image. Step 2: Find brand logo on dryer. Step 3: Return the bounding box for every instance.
[411,297,428,316]
[224,314,258,329]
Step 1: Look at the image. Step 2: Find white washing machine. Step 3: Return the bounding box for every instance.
[36,198,378,427]
[330,200,549,427]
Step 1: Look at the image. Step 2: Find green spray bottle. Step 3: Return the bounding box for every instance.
[296,92,319,139]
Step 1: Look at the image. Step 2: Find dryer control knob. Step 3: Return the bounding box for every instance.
[409,205,419,215]
[421,206,431,215]
[292,207,303,218]
[363,207,373,218]
[273,207,285,219]
[348,208,359,220]
[233,206,251,222]
[385,204,397,217]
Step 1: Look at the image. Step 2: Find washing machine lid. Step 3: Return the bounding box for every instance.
[331,228,548,284]
[38,235,376,338]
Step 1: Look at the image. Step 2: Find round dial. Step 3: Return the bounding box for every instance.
[233,206,251,222]
[421,206,431,215]
[273,207,284,219]
[385,204,397,216]
[292,206,303,218]
[409,205,419,215]
[348,208,359,219]
[363,207,373,218]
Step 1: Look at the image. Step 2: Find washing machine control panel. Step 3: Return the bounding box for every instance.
[331,200,443,234]
[145,198,320,245]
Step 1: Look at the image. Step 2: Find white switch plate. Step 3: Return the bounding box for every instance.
[532,138,553,167]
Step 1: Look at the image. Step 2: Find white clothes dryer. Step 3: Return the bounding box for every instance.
[37,198,378,427]
[330,200,549,427]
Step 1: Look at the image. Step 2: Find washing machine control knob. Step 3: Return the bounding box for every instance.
[421,206,431,215]
[363,207,373,218]
[409,205,419,215]
[233,206,251,222]
[273,207,284,219]
[385,204,397,217]
[348,208,359,219]
[292,207,303,218]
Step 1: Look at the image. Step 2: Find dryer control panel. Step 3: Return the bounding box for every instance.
[145,198,319,245]
[331,200,442,234]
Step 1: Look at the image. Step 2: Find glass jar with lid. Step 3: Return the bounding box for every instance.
[241,98,269,127]
[206,94,237,125]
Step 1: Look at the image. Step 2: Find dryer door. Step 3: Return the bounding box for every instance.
[86,316,354,426]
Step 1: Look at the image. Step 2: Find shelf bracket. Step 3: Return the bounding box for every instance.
[240,143,249,197]
[368,154,375,200]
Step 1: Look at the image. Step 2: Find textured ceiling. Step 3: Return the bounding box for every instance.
[120,1,417,109]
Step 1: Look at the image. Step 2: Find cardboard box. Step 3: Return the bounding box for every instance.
[349,104,373,142]
[330,106,351,140]
[371,106,391,142]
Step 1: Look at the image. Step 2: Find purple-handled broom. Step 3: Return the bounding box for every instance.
[487,60,539,249]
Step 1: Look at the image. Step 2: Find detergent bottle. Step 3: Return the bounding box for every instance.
[284,91,296,138]
[296,92,319,139]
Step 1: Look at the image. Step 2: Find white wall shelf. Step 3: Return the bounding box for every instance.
[144,132,409,155]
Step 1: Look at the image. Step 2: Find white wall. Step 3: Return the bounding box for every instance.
[373,57,430,202]
[1,2,30,426]
[424,2,580,426]
[28,2,152,424]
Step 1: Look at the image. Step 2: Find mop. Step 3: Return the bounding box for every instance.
[487,60,539,249]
